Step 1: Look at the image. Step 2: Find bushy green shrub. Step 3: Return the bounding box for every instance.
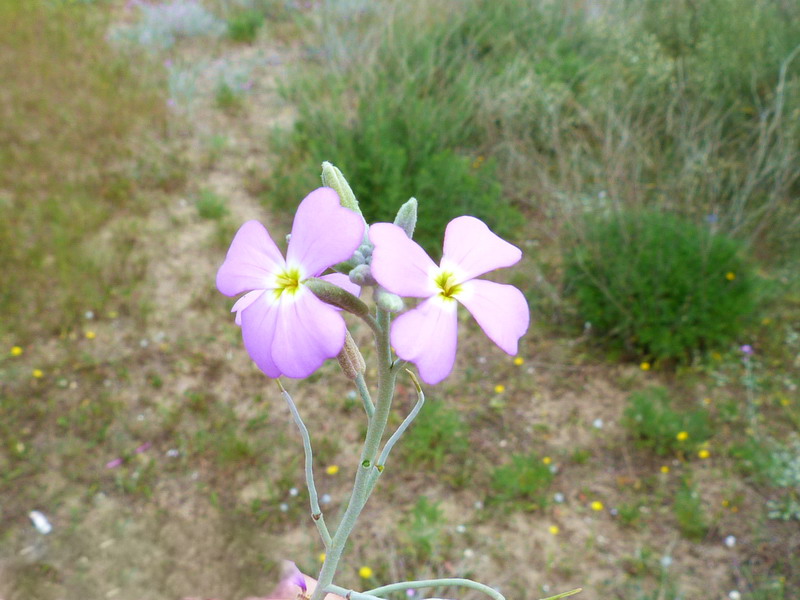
[623,387,713,456]
[488,451,554,510]
[227,9,263,43]
[564,210,759,362]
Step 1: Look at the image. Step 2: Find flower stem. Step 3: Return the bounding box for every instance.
[355,372,374,419]
[309,309,397,600]
[361,577,507,600]
[277,380,332,549]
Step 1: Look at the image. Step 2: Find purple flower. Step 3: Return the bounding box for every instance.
[216,188,364,378]
[369,216,529,384]
[740,344,754,355]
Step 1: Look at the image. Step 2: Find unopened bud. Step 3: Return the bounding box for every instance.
[321,161,362,216]
[374,287,404,313]
[333,250,365,274]
[358,242,374,259]
[306,278,370,318]
[349,264,376,287]
[337,330,366,380]
[393,197,418,238]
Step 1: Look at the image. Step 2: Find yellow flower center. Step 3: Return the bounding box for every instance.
[274,268,303,298]
[434,270,463,301]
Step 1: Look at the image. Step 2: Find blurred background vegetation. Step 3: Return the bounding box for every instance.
[1,0,799,599]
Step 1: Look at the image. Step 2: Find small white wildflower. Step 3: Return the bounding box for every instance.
[660,555,672,568]
[85,311,95,320]
[29,511,52,535]
[289,487,299,497]
[728,591,741,600]
[553,493,565,503]
[455,524,467,534]
[724,535,736,548]
[166,449,180,458]
[279,503,289,512]
[463,549,475,558]
[320,494,332,505]
[473,501,484,510]
[593,418,604,429]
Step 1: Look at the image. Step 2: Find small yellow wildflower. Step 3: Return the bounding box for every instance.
[32,369,43,379]
[325,465,340,475]
[85,330,96,340]
[15,442,25,454]
[698,449,710,459]
[513,356,524,366]
[549,525,560,535]
[660,465,670,474]
[318,553,326,563]
[676,431,689,442]
[358,566,373,579]
[10,346,23,357]
[731,506,739,513]
[640,362,651,371]
[761,317,771,325]
[780,397,791,407]
[494,384,506,394]
[542,456,552,465]
[702,397,712,405]
[722,499,730,508]
[590,501,604,512]
[725,272,736,281]
[711,351,722,361]
[108,310,119,319]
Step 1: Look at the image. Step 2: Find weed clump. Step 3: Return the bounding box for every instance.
[488,451,554,510]
[564,210,759,363]
[400,401,470,475]
[623,387,713,456]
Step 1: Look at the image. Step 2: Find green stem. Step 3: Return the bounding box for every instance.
[367,370,424,493]
[278,380,332,549]
[309,309,397,600]
[363,578,506,600]
[355,372,374,419]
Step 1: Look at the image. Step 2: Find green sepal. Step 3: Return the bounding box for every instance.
[393,197,418,239]
[321,161,362,216]
[306,277,370,318]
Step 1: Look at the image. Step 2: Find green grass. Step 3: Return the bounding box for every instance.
[0,0,181,342]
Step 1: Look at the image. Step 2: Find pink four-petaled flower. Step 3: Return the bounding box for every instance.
[216,188,364,378]
[369,216,530,384]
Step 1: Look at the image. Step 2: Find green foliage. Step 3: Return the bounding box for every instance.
[227,9,263,43]
[196,189,229,220]
[488,451,554,510]
[564,211,759,362]
[400,400,470,473]
[215,82,244,112]
[624,387,713,456]
[398,496,446,564]
[269,2,523,256]
[674,478,708,540]
[0,0,176,340]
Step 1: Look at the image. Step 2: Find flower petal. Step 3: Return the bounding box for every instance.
[286,188,365,276]
[271,287,347,378]
[441,216,521,282]
[319,272,361,298]
[391,296,458,384]
[239,291,281,377]
[369,223,439,297]
[457,279,529,355]
[216,220,285,297]
[231,289,264,325]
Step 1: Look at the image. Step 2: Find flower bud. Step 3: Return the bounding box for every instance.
[358,242,373,259]
[332,250,365,274]
[393,197,417,239]
[336,330,366,380]
[305,278,370,318]
[374,287,404,313]
[321,161,362,216]
[349,264,376,287]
